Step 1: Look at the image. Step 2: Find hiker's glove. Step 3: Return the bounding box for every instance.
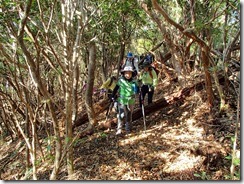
[110,97,115,102]
[148,85,152,92]
[152,85,156,90]
[138,79,142,86]
[148,85,155,92]
[100,89,106,93]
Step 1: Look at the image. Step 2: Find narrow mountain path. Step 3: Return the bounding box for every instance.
[67,74,233,180]
[0,71,236,180]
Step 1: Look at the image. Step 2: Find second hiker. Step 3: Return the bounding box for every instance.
[100,75,117,100]
[138,60,158,107]
[121,52,138,77]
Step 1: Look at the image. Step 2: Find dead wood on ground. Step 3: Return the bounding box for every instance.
[73,80,206,130]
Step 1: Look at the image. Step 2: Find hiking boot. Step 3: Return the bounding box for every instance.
[126,130,131,135]
[125,122,131,134]
[116,129,122,135]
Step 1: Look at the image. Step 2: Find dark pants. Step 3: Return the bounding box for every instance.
[107,89,113,99]
[108,90,118,112]
[139,85,154,107]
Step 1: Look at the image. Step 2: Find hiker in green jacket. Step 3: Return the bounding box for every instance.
[111,65,139,135]
[138,60,158,107]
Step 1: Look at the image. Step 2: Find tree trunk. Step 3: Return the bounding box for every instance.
[73,98,110,129]
[84,42,97,133]
[65,84,74,177]
[18,23,62,182]
[117,42,126,74]
[24,97,31,177]
[201,47,214,107]
[15,1,60,179]
[31,116,37,180]
[49,101,62,180]
[158,52,174,79]
[61,2,75,175]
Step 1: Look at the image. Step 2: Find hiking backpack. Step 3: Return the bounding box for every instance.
[148,66,159,79]
[108,76,116,87]
[141,59,159,78]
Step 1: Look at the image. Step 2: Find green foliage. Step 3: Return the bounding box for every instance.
[100,132,107,139]
[225,154,240,180]
[24,167,33,179]
[134,38,153,54]
[46,153,55,161]
[224,133,241,180]
[225,153,240,167]
[194,171,210,180]
[46,144,51,152]
[43,136,56,152]
[73,137,87,147]
[65,136,71,144]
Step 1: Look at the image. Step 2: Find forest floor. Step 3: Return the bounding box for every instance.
[0,70,240,180]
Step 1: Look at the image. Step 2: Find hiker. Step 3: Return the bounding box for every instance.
[138,53,155,67]
[121,52,138,77]
[100,75,118,113]
[100,75,117,99]
[111,65,139,135]
[138,60,158,107]
[145,53,154,64]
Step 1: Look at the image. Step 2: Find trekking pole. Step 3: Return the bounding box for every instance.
[139,87,146,133]
[105,99,114,121]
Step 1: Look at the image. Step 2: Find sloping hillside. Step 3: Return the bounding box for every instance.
[0,71,239,180]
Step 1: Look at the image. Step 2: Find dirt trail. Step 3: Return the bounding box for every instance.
[0,74,236,180]
[68,76,233,180]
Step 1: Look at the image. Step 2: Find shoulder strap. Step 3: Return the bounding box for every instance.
[131,58,135,67]
[149,67,154,78]
[108,76,114,87]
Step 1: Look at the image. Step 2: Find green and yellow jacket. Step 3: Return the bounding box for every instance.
[99,76,116,91]
[139,68,158,87]
[112,76,138,105]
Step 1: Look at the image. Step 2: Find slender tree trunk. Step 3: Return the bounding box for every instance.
[117,42,126,74]
[9,99,36,179]
[65,84,74,176]
[85,42,97,132]
[24,91,31,178]
[18,19,62,181]
[60,0,82,177]
[209,57,226,111]
[201,47,214,107]
[230,81,240,179]
[31,117,37,180]
[1,108,14,141]
[49,101,62,180]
